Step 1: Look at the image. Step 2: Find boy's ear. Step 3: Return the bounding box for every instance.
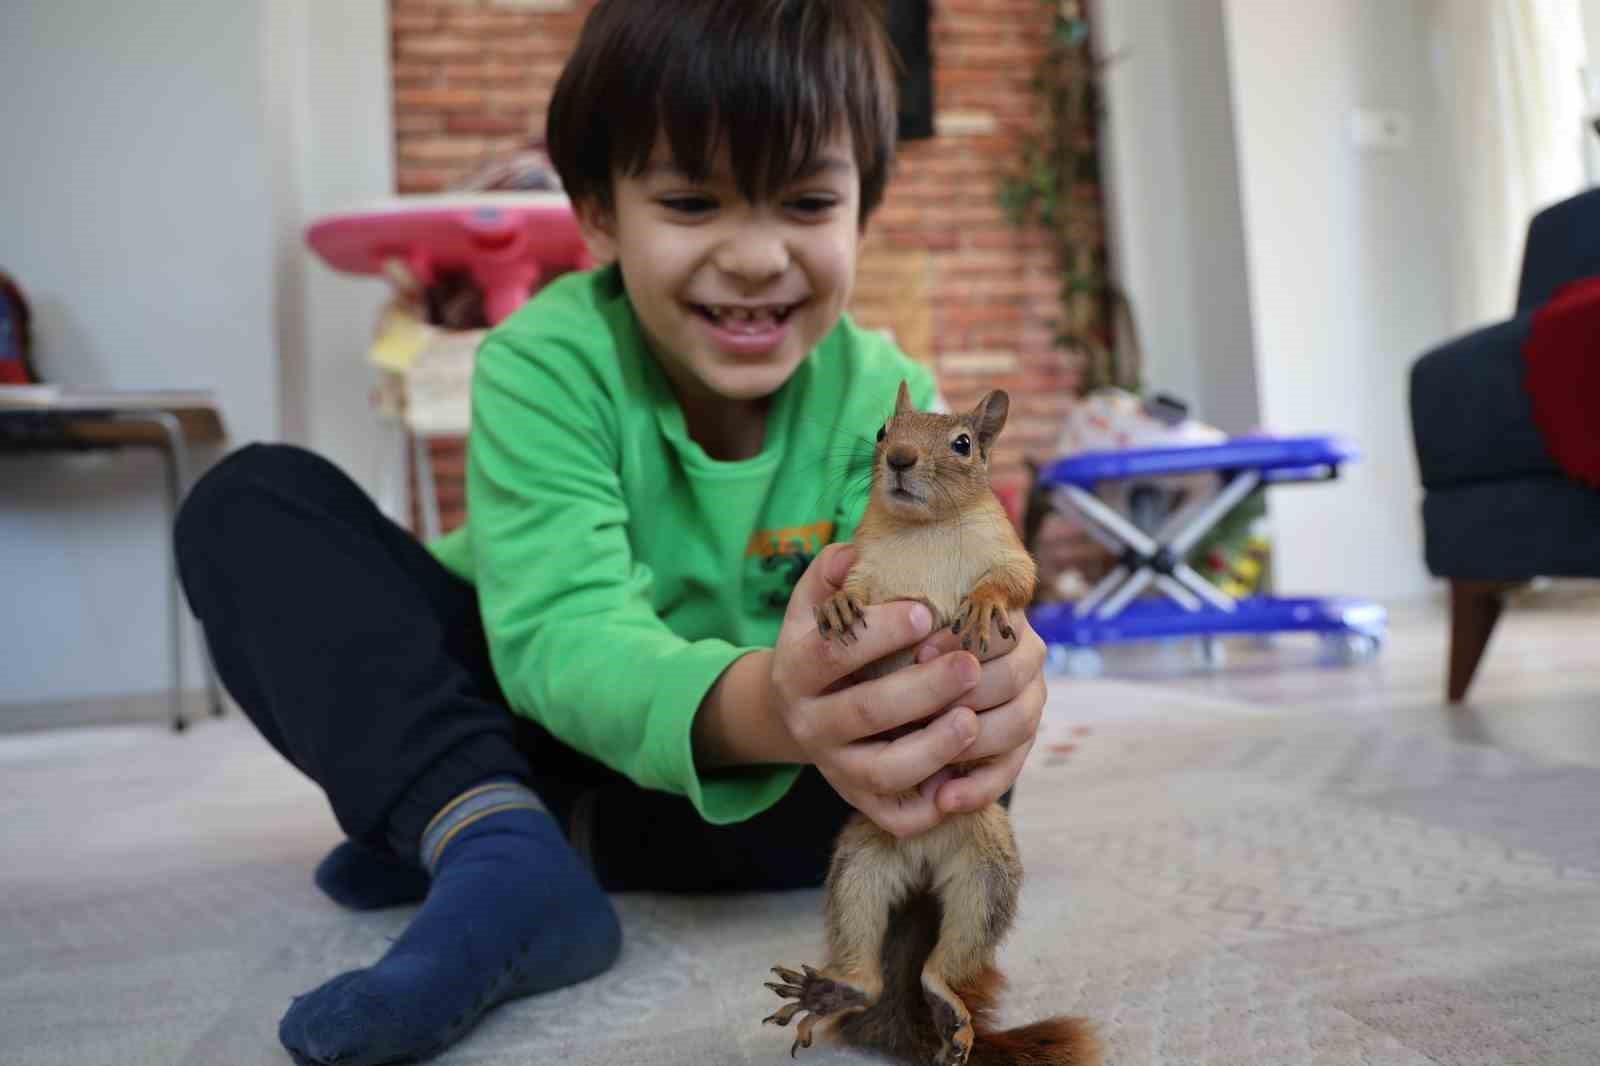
[894,380,915,415]
[574,197,618,265]
[970,390,1009,456]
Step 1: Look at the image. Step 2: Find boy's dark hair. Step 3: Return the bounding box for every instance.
[547,0,900,225]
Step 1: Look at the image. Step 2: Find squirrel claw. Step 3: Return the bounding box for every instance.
[954,595,1013,658]
[793,1013,819,1055]
[817,592,867,643]
[764,1002,804,1026]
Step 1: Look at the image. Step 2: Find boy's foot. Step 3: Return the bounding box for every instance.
[313,841,430,911]
[280,806,622,1065]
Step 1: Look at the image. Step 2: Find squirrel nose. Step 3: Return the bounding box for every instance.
[886,448,918,472]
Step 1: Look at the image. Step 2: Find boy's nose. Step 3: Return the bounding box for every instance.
[713,227,789,282]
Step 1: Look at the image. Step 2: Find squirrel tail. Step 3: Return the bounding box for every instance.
[961,968,1101,1066]
[969,1015,1101,1066]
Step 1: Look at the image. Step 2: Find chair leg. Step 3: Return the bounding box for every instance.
[1447,580,1519,704]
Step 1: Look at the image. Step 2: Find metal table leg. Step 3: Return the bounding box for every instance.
[112,411,222,730]
[413,432,442,543]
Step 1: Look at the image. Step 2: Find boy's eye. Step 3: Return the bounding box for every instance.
[876,424,886,442]
[659,196,717,216]
[951,434,972,456]
[788,195,839,216]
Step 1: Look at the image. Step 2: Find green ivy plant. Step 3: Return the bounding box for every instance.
[999,0,1138,394]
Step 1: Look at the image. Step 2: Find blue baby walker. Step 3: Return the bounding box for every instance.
[1027,434,1387,676]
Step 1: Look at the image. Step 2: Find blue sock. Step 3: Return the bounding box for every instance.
[280,789,621,1066]
[313,841,430,911]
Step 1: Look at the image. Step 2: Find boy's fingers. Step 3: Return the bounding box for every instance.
[917,614,1045,714]
[858,777,948,839]
[820,643,978,744]
[818,542,858,588]
[936,735,1035,814]
[797,600,940,696]
[845,706,978,796]
[955,679,1043,763]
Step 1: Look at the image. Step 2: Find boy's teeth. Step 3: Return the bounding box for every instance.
[708,305,782,324]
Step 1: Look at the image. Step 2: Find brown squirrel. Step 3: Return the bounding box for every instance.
[762,383,1099,1066]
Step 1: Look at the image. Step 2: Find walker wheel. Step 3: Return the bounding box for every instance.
[1194,636,1227,670]
[1048,645,1104,679]
[1323,631,1380,665]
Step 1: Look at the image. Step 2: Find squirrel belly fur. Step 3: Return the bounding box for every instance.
[763,383,1099,1066]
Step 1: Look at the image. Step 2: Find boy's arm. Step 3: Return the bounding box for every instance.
[692,649,794,768]
[468,336,799,824]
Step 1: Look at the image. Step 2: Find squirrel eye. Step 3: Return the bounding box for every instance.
[876,424,887,443]
[952,433,972,456]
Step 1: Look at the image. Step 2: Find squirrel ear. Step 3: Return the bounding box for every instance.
[894,380,915,415]
[971,390,1009,455]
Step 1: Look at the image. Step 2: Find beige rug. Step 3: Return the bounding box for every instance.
[6,669,1600,1065]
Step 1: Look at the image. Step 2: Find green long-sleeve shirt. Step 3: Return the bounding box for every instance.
[430,265,938,824]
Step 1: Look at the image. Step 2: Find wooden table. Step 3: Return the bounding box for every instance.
[1,389,227,729]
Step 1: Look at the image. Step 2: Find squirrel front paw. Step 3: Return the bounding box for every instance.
[763,964,870,1058]
[952,589,1016,656]
[814,591,867,645]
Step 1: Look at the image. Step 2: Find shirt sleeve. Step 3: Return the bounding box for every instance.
[466,335,800,825]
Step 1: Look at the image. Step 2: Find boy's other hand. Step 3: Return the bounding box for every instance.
[909,608,1046,817]
[770,543,985,839]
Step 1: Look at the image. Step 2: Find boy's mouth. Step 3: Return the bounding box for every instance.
[691,302,800,333]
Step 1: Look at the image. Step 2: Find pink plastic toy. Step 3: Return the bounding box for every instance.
[305,193,592,325]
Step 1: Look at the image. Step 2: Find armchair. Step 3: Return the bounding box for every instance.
[1409,187,1600,703]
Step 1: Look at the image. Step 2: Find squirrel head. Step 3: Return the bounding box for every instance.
[869,381,1010,524]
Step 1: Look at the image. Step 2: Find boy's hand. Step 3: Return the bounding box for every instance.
[771,544,985,838]
[909,609,1047,817]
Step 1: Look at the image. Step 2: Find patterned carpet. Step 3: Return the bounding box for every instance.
[6,667,1600,1065]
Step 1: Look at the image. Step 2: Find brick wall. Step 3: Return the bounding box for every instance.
[392,0,1086,528]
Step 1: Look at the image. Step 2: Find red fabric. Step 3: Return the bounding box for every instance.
[1524,276,1600,488]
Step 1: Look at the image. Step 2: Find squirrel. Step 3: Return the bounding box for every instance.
[762,383,1099,1066]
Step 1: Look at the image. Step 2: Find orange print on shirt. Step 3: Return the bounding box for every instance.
[744,520,835,559]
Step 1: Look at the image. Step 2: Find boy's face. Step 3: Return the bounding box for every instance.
[578,131,863,407]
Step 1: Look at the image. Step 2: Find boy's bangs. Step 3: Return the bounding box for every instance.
[611,1,893,201]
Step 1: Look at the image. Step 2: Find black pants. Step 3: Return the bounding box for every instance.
[175,443,853,893]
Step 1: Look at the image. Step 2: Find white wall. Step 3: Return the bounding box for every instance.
[1,0,392,711]
[1586,0,1600,81]
[274,1,396,480]
[1224,0,1451,600]
[1583,0,1600,183]
[1092,0,1262,436]
[1,0,279,708]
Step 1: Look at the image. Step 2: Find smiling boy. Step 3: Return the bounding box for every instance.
[175,2,1048,1064]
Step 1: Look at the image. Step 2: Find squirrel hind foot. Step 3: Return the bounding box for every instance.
[763,965,872,1057]
[923,976,975,1066]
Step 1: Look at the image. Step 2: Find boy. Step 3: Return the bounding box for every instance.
[175,1,1048,1063]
